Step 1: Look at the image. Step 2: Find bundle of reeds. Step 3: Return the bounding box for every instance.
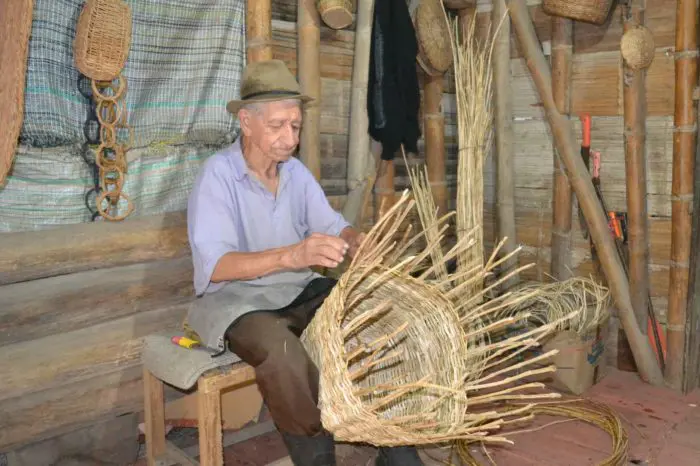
[448,10,500,297]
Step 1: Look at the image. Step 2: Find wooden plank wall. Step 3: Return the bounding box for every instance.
[0,0,677,455]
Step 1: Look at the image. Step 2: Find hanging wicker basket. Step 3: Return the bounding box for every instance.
[412,0,453,77]
[621,25,655,70]
[542,0,614,25]
[317,0,353,30]
[74,0,132,81]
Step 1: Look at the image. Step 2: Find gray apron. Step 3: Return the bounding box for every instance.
[186,271,322,352]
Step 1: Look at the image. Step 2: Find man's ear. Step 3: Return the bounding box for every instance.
[238,109,253,136]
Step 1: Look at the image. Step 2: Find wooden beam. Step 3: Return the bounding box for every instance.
[667,0,698,389]
[0,257,193,347]
[247,0,273,63]
[508,0,664,386]
[0,212,189,286]
[298,0,322,180]
[493,0,519,289]
[374,159,396,222]
[550,16,573,280]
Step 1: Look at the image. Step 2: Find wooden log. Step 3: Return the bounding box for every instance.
[0,257,193,347]
[298,0,322,180]
[550,16,573,281]
[508,0,664,386]
[493,0,519,289]
[622,1,651,331]
[0,212,189,286]
[0,300,187,403]
[424,73,448,216]
[247,0,273,62]
[341,0,377,227]
[666,0,698,389]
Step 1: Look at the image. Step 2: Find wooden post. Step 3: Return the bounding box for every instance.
[493,0,519,289]
[508,0,664,386]
[342,0,377,227]
[622,1,651,332]
[298,0,322,180]
[246,0,272,63]
[550,16,574,280]
[667,0,698,389]
[375,159,396,222]
[424,73,448,216]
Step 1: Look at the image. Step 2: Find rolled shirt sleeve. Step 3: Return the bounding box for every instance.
[302,167,351,237]
[187,156,240,296]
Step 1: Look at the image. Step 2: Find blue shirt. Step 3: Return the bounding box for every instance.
[187,139,351,296]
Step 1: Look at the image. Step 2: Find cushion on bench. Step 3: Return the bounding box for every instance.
[142,331,242,390]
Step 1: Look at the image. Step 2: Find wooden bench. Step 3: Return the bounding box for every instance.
[141,332,257,466]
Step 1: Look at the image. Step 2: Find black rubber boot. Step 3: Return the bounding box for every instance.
[280,431,337,466]
[375,446,424,466]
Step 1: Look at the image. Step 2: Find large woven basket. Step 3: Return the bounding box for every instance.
[302,266,471,446]
[74,0,132,81]
[317,0,353,30]
[542,0,614,25]
[412,0,453,77]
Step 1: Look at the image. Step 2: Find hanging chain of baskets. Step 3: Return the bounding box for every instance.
[73,0,134,221]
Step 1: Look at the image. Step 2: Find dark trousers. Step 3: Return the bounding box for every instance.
[225,277,336,436]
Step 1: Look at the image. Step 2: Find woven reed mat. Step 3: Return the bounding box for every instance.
[0,0,35,186]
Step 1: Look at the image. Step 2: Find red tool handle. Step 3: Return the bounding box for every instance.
[581,114,591,148]
[592,150,601,179]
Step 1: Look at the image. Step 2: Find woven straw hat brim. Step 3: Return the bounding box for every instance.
[226,93,313,115]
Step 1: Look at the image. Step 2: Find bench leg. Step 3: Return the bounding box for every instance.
[198,379,224,466]
[143,367,167,466]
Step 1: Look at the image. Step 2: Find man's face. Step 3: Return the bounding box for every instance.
[239,100,302,163]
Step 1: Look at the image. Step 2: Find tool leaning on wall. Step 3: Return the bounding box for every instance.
[577,114,667,370]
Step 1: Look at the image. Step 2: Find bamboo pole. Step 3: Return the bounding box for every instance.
[622,1,650,332]
[493,0,519,290]
[508,0,664,386]
[246,0,272,63]
[375,159,396,222]
[424,73,448,216]
[667,0,698,389]
[550,16,573,281]
[342,0,378,227]
[297,0,322,180]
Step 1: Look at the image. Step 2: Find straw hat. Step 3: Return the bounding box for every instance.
[226,59,312,114]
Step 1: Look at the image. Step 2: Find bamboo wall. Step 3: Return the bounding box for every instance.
[0,0,679,458]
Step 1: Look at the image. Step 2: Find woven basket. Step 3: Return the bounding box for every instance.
[0,0,34,185]
[621,25,655,70]
[302,267,471,446]
[412,0,453,77]
[542,0,614,25]
[74,0,132,81]
[317,0,353,30]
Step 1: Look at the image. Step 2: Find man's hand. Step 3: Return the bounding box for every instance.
[285,233,349,269]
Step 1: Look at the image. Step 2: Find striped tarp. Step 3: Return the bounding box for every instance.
[20,0,246,149]
[0,143,216,232]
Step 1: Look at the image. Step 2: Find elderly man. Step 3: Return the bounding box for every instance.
[186,60,423,465]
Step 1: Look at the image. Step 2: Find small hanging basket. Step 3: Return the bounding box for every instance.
[412,0,453,77]
[621,25,655,70]
[542,0,614,25]
[317,0,353,30]
[74,0,132,81]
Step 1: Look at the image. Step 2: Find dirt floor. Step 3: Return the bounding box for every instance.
[133,369,700,465]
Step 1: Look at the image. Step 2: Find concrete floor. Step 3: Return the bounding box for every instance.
[135,369,700,465]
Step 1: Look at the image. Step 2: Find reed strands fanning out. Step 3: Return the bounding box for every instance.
[300,192,607,446]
